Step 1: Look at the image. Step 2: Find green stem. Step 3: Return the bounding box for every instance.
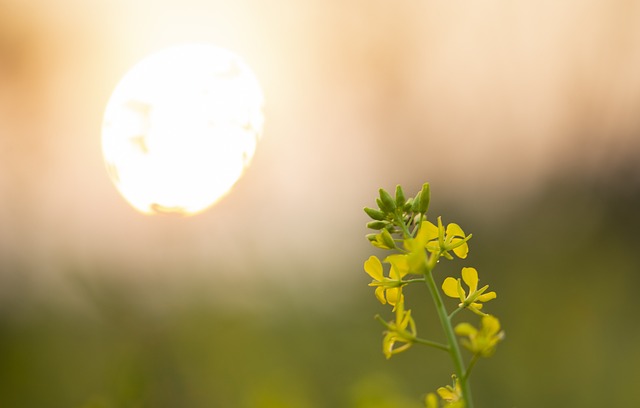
[463,354,480,382]
[413,336,450,352]
[448,306,464,320]
[423,265,474,408]
[394,211,412,238]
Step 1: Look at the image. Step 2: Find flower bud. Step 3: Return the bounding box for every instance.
[366,221,387,230]
[378,188,396,212]
[411,191,422,212]
[395,185,406,208]
[380,229,396,249]
[417,183,430,213]
[404,197,414,212]
[364,207,386,221]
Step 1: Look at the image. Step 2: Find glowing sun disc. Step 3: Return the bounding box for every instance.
[102,44,264,215]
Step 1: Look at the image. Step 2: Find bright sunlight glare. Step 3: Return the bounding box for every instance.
[101,44,264,216]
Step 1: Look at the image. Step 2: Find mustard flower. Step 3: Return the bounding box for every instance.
[431,218,470,260]
[441,221,469,259]
[455,315,505,357]
[364,254,410,309]
[429,376,465,408]
[425,390,465,408]
[425,393,438,408]
[442,267,496,316]
[381,298,417,359]
[406,219,470,270]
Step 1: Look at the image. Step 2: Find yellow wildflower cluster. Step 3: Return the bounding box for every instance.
[363,183,504,408]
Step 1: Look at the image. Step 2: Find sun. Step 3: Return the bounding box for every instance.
[101,44,264,216]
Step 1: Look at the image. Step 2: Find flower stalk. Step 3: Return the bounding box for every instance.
[363,183,504,408]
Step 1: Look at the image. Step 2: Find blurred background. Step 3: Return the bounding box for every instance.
[1,0,640,406]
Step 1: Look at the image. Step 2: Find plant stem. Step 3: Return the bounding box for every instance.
[413,336,450,352]
[394,212,412,238]
[424,267,474,408]
[463,354,480,382]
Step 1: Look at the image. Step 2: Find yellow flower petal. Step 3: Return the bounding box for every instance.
[452,239,469,259]
[364,256,384,281]
[386,288,401,307]
[446,223,465,238]
[405,238,428,271]
[442,277,459,298]
[456,278,466,301]
[382,332,395,359]
[386,254,410,279]
[461,267,479,293]
[417,220,439,242]
[477,291,497,302]
[399,309,413,330]
[425,393,438,408]
[454,322,477,337]
[469,304,488,316]
[436,386,458,402]
[374,286,387,304]
[482,315,501,334]
[426,241,440,254]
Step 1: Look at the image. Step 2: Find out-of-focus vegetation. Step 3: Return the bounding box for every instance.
[1,169,639,407]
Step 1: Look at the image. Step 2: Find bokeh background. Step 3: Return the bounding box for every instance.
[2,0,640,407]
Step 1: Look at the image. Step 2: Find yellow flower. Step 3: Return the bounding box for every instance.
[455,315,505,357]
[441,222,469,259]
[442,267,496,316]
[424,393,439,408]
[381,298,417,359]
[434,376,465,407]
[407,219,470,267]
[364,255,410,309]
[437,383,461,403]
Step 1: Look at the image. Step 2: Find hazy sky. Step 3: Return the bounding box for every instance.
[1,0,639,295]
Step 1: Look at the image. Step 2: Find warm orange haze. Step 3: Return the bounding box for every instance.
[0,1,639,407]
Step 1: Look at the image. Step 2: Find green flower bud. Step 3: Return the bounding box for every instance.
[378,188,396,212]
[380,229,396,249]
[366,233,377,242]
[364,207,386,221]
[417,183,430,213]
[395,185,406,208]
[411,191,422,212]
[404,197,414,212]
[367,221,387,230]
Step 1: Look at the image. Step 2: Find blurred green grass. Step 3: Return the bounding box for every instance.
[1,172,639,407]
